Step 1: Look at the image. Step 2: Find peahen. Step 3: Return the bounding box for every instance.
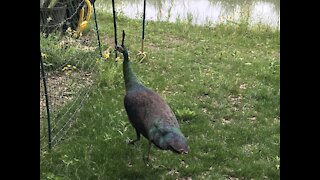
[116,30,189,159]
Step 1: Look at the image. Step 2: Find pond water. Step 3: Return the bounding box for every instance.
[95,0,280,29]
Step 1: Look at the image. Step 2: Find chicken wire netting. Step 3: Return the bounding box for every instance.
[40,0,101,151]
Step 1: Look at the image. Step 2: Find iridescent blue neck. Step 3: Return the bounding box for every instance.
[122,48,141,92]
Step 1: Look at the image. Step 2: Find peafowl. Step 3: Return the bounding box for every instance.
[116,30,189,160]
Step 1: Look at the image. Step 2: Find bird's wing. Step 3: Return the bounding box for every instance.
[124,88,179,138]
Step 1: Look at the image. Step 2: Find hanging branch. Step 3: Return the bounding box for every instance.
[112,0,118,58]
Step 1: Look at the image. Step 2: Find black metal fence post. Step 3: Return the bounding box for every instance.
[40,47,52,150]
[92,1,102,58]
[141,0,146,53]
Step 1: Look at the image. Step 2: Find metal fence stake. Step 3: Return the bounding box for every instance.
[40,47,52,150]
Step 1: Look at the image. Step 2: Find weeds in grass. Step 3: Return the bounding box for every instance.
[175,107,197,122]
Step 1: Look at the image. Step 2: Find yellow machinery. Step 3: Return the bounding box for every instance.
[76,0,92,34]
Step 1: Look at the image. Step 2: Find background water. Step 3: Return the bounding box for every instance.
[95,0,280,29]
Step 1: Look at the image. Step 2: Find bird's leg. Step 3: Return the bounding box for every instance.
[147,140,152,160]
[143,141,152,166]
[128,129,140,145]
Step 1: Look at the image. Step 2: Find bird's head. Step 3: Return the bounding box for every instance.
[151,126,189,154]
[115,45,126,53]
[166,131,189,154]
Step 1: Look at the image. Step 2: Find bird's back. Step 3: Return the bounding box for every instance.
[124,86,179,139]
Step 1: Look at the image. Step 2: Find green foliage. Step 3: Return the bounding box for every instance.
[96,56,123,89]
[40,31,98,72]
[175,107,196,122]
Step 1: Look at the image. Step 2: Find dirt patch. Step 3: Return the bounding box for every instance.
[58,34,97,52]
[163,35,186,45]
[145,35,186,52]
[146,42,161,51]
[105,37,115,47]
[40,71,94,116]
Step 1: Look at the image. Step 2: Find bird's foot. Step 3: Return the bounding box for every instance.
[143,155,152,166]
[128,139,139,145]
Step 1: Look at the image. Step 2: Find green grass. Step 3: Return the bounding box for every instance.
[40,11,280,180]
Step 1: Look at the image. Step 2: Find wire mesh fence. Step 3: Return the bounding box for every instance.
[40,0,102,151]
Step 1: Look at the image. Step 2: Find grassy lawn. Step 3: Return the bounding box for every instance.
[40,11,280,180]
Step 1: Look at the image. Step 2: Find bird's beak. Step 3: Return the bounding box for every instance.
[181,149,188,154]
